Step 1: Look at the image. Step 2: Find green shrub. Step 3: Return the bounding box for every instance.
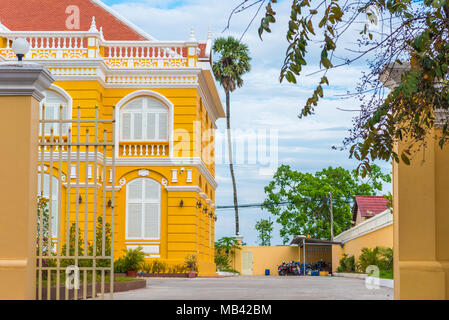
[214,249,231,271]
[148,259,167,273]
[141,261,152,273]
[173,264,187,274]
[121,246,146,272]
[184,254,198,272]
[114,257,127,273]
[214,237,241,271]
[358,246,393,273]
[378,247,393,270]
[337,254,356,272]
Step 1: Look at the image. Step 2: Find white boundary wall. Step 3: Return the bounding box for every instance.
[335,209,393,244]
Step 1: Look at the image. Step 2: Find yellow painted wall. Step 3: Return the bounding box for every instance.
[331,224,393,272]
[0,96,41,299]
[39,79,218,275]
[233,246,299,276]
[233,245,333,276]
[393,129,449,299]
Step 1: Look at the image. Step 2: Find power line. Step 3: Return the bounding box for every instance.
[215,197,354,211]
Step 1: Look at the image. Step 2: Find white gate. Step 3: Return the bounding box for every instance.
[36,105,116,300]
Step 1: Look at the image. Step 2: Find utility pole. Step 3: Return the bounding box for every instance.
[329,191,334,241]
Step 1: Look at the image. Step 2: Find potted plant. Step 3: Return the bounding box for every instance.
[121,246,145,277]
[184,254,198,278]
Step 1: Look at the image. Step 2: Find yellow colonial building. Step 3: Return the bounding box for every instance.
[0,0,224,275]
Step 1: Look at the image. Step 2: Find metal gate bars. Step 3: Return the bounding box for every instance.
[37,105,116,300]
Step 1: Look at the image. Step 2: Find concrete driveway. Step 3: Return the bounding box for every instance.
[112,276,393,300]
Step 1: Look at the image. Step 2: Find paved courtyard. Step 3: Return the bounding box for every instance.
[112,276,393,300]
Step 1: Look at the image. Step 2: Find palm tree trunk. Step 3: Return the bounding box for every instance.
[226,90,240,236]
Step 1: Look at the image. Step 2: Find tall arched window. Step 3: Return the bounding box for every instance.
[121,97,168,141]
[126,178,161,239]
[40,90,69,135]
[37,173,59,238]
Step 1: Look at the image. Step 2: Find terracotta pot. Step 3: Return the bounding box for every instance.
[127,270,137,278]
[188,271,197,278]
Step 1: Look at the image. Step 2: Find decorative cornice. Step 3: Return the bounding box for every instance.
[0,62,55,101]
[38,153,218,190]
[165,186,201,192]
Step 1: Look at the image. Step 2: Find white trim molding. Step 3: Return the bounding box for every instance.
[38,154,218,190]
[165,186,201,192]
[115,90,175,158]
[335,209,393,244]
[46,84,73,107]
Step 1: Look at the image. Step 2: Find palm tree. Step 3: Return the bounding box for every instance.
[212,36,251,236]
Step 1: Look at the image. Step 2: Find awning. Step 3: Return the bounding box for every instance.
[290,235,342,247]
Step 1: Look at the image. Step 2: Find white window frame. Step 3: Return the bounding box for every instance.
[120,97,169,142]
[115,90,174,158]
[125,178,161,240]
[39,85,72,136]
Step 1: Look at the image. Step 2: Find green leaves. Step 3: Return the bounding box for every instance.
[255,219,274,246]
[212,37,251,93]
[263,165,391,242]
[400,153,411,165]
[258,2,277,39]
[254,0,449,171]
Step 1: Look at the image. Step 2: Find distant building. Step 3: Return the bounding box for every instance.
[352,195,389,225]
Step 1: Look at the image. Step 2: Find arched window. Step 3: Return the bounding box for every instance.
[40,90,69,135]
[126,178,161,239]
[121,97,168,141]
[37,173,59,238]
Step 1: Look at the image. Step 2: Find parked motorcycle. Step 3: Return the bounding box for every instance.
[278,262,288,276]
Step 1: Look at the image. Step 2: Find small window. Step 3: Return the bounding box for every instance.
[126,178,161,239]
[40,90,69,135]
[121,97,169,141]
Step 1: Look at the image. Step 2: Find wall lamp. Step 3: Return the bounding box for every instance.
[180,200,184,208]
[203,208,208,214]
[12,38,30,61]
[196,201,202,209]
[78,195,83,204]
[107,199,112,208]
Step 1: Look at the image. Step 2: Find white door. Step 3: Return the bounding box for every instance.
[242,251,253,275]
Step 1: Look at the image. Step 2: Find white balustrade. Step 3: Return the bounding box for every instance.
[0,31,192,69]
[3,32,89,55]
[121,143,167,157]
[38,137,67,152]
[103,42,186,59]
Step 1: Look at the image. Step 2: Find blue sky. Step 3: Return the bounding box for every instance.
[102,0,392,245]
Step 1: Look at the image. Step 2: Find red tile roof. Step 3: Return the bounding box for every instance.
[0,0,148,41]
[353,195,389,220]
[0,0,211,59]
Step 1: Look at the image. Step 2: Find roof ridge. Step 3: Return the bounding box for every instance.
[356,195,386,198]
[89,0,155,41]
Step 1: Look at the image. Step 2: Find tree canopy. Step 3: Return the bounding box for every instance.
[255,219,274,246]
[229,0,449,174]
[263,164,391,243]
[212,36,252,94]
